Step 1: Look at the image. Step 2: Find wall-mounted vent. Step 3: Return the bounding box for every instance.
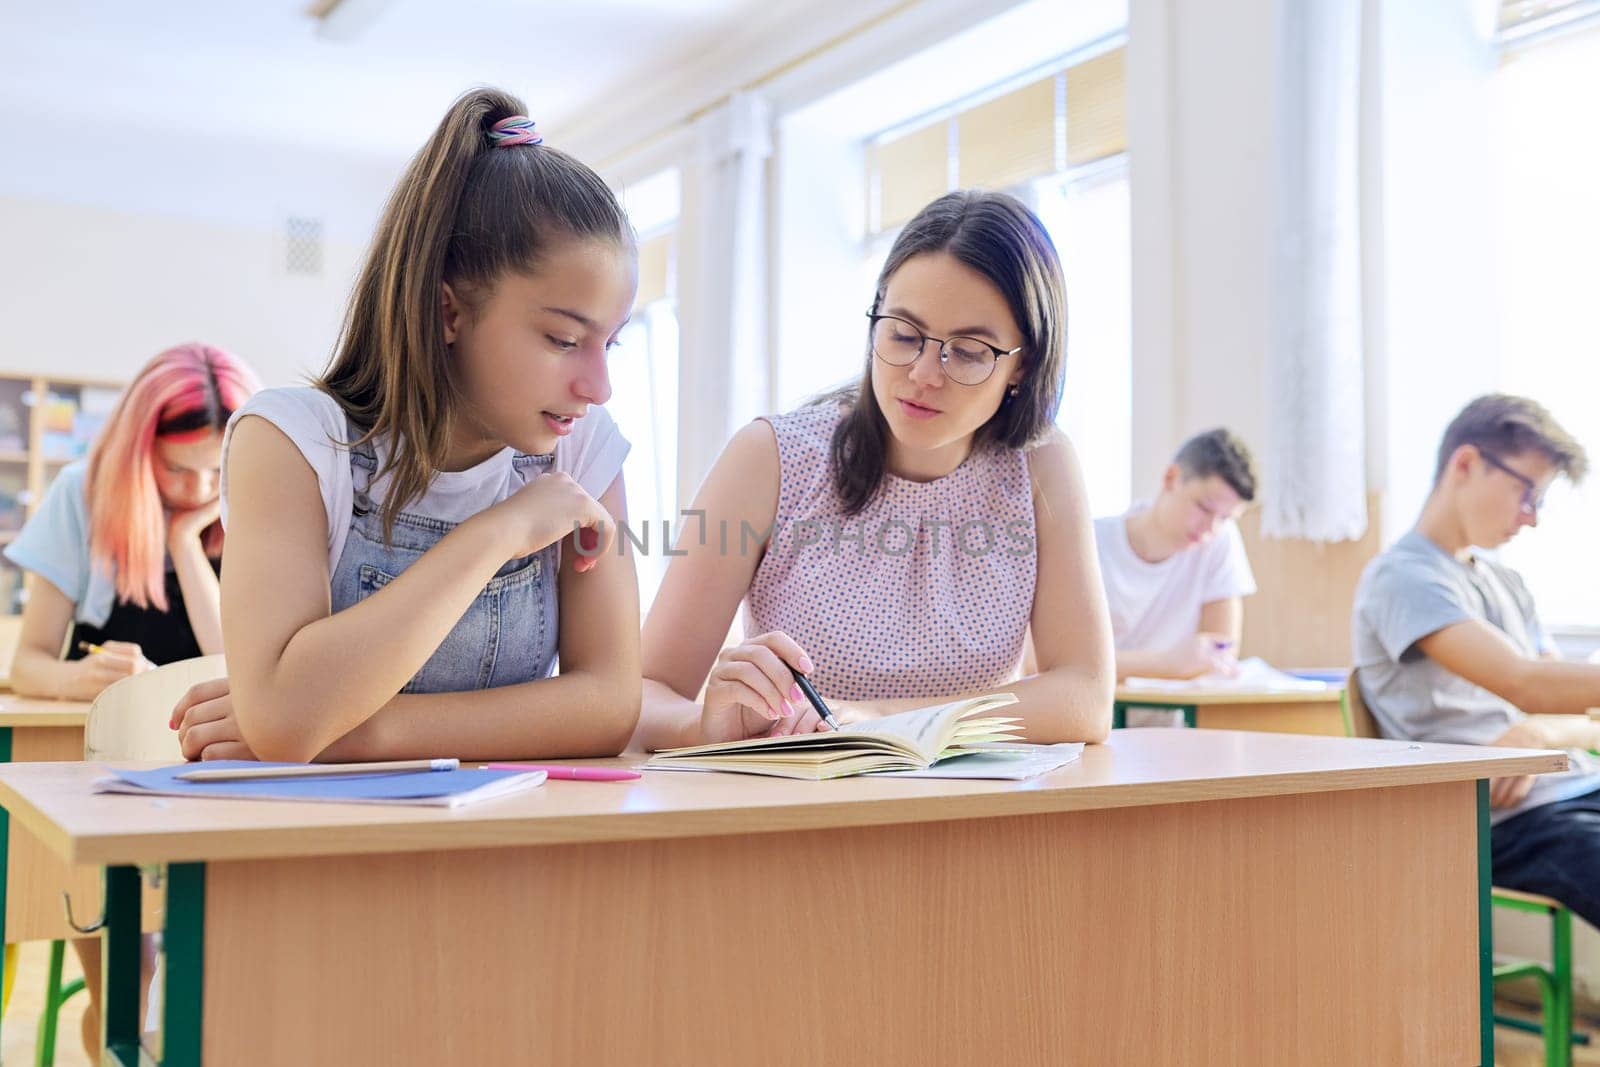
[284,216,324,277]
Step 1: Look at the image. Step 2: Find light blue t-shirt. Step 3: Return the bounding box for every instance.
[1352,530,1600,823]
[1,461,120,627]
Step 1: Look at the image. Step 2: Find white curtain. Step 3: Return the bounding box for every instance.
[1263,0,1367,541]
[674,91,774,510]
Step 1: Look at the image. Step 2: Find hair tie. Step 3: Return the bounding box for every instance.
[488,115,543,147]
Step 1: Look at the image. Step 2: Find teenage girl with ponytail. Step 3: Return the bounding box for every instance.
[172,89,642,763]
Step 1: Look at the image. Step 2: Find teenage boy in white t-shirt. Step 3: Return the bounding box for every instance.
[1095,428,1258,681]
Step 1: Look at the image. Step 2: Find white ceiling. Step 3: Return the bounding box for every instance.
[0,0,781,158]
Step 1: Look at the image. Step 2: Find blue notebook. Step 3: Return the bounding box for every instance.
[92,761,547,808]
[1286,668,1349,685]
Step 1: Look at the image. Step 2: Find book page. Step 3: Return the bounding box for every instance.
[875,742,1085,780]
[832,696,1015,763]
[647,694,1021,770]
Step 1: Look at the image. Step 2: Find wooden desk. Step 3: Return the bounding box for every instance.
[0,695,94,945]
[1115,684,1349,735]
[0,731,1565,1067]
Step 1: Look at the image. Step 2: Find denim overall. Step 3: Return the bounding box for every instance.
[328,436,560,693]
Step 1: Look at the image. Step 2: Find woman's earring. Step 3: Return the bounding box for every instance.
[1007,383,1020,399]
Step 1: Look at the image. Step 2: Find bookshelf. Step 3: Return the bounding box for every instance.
[0,374,123,619]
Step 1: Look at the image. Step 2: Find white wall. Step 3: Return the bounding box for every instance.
[0,107,405,389]
[0,195,366,388]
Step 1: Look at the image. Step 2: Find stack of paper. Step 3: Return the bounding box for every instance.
[1123,657,1333,693]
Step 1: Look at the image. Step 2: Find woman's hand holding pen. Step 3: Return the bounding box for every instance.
[484,472,614,572]
[700,631,831,743]
[1162,632,1240,680]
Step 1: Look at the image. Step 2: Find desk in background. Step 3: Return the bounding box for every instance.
[0,730,1564,1066]
[0,695,94,947]
[1114,684,1350,735]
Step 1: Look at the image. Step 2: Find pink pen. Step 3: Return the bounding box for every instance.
[483,763,641,782]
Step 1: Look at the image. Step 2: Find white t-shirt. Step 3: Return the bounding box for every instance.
[220,386,630,576]
[1093,503,1257,652]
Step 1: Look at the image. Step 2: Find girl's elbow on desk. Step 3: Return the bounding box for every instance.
[234,696,343,764]
[585,675,643,756]
[241,728,322,765]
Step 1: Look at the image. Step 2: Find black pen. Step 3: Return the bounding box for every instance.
[790,667,841,731]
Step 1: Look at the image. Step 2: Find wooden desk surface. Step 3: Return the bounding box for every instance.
[0,693,91,728]
[0,730,1564,868]
[1117,685,1342,705]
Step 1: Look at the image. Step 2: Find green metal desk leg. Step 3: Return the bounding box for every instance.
[1479,779,1494,1067]
[0,723,12,1049]
[1552,904,1574,1067]
[102,865,142,1066]
[34,937,85,1067]
[163,862,207,1067]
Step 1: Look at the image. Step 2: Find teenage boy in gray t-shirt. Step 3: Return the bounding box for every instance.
[1353,394,1600,924]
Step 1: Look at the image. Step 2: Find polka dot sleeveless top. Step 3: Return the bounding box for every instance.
[744,403,1037,703]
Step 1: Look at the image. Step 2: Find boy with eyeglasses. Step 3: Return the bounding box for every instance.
[1353,394,1600,923]
[1094,428,1259,682]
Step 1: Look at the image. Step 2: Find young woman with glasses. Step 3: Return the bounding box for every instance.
[632,190,1114,749]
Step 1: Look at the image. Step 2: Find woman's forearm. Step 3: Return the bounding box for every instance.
[631,679,706,752]
[317,668,642,761]
[169,537,224,655]
[10,645,76,700]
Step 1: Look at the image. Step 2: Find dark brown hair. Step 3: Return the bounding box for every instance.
[1173,428,1257,502]
[1434,393,1588,486]
[319,87,633,539]
[825,190,1067,514]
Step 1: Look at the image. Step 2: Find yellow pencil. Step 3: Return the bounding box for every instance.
[77,640,106,656]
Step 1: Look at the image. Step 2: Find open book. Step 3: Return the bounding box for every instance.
[645,694,1027,780]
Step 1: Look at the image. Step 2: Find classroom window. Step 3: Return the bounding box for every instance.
[611,295,679,613]
[865,44,1126,236]
[1034,160,1132,515]
[1489,24,1600,627]
[611,169,681,611]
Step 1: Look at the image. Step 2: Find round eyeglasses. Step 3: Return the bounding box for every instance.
[866,313,1022,387]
